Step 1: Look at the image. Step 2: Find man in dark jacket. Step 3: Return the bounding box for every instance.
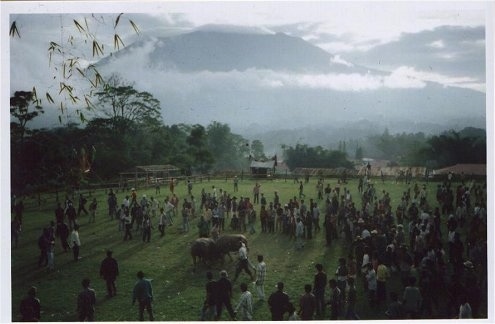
[215,270,236,320]
[77,278,96,321]
[100,250,119,297]
[20,286,40,322]
[268,282,291,320]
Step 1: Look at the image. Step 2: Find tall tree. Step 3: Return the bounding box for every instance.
[95,75,162,126]
[10,90,44,144]
[250,140,267,160]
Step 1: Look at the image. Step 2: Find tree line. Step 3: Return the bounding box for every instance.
[11,83,486,196]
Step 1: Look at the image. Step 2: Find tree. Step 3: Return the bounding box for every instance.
[10,90,44,144]
[187,125,214,174]
[206,121,250,171]
[250,140,267,160]
[95,75,162,126]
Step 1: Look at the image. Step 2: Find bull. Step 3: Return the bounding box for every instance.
[190,237,221,272]
[215,234,248,261]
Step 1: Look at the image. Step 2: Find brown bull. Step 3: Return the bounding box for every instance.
[215,234,248,261]
[190,238,221,271]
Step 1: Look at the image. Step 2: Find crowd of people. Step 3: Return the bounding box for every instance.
[13,174,487,321]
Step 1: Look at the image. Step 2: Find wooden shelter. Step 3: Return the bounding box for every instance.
[250,160,276,177]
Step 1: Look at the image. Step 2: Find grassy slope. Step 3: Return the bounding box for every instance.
[10,178,483,321]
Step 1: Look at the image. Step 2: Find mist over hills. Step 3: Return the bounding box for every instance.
[84,26,486,147]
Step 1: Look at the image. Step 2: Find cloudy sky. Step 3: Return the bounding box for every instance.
[2,1,493,130]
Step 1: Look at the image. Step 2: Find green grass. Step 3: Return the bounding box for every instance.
[11,177,486,321]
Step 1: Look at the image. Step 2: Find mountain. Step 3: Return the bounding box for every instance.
[99,29,372,74]
[92,27,485,136]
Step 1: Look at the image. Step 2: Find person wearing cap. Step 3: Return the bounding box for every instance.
[132,271,154,321]
[268,282,291,320]
[20,286,40,321]
[100,250,119,297]
[215,270,236,320]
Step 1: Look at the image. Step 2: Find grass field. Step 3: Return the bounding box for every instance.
[10,177,486,321]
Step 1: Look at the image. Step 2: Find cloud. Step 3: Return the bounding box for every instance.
[429,40,445,48]
[330,55,354,67]
[387,66,485,92]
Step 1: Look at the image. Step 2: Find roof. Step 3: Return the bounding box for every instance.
[250,160,275,169]
[435,164,486,176]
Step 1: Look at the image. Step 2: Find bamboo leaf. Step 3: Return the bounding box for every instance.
[76,68,85,77]
[73,19,85,33]
[114,34,125,50]
[46,92,54,104]
[58,115,62,124]
[114,13,123,28]
[9,21,21,38]
[129,19,140,34]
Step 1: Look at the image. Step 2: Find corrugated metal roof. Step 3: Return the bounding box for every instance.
[250,160,275,169]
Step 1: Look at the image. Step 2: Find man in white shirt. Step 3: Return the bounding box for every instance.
[255,255,266,301]
[235,283,253,320]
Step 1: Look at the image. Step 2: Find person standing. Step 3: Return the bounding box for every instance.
[268,282,291,320]
[402,276,422,319]
[54,202,65,226]
[255,255,267,301]
[328,279,342,320]
[37,228,50,267]
[100,250,119,297]
[335,257,348,302]
[70,225,81,261]
[158,208,166,237]
[365,263,377,307]
[215,270,236,321]
[233,176,239,192]
[19,286,40,322]
[123,210,133,241]
[345,277,360,320]
[201,271,218,321]
[295,218,304,249]
[376,260,390,305]
[233,242,255,282]
[234,283,253,321]
[132,271,154,321]
[253,183,261,204]
[77,278,96,321]
[77,194,88,217]
[299,181,305,199]
[107,189,117,220]
[88,198,97,223]
[142,214,152,243]
[298,284,316,320]
[66,202,77,231]
[313,263,327,318]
